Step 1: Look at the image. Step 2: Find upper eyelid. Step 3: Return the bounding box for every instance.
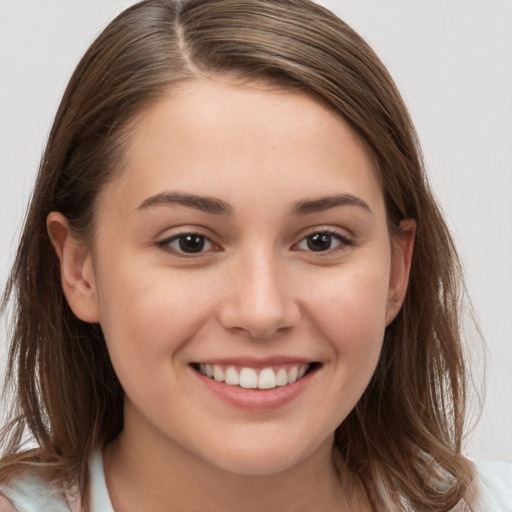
[163,231,213,242]
[157,226,217,242]
[294,226,353,242]
[158,229,215,244]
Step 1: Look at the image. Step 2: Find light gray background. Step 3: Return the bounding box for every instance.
[1,1,511,462]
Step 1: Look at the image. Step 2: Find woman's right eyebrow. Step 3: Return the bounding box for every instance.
[136,192,233,215]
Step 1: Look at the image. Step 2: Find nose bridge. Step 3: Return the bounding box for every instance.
[219,244,299,338]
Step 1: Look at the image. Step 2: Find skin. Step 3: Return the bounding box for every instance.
[48,77,415,511]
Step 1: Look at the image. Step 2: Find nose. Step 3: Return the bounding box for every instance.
[218,250,301,339]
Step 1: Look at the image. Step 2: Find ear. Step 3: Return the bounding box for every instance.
[385,219,416,325]
[47,212,100,323]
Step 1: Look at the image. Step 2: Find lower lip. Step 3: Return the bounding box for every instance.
[192,367,316,410]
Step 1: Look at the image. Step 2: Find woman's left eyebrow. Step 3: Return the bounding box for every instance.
[291,194,372,215]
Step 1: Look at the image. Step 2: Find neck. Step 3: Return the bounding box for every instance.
[103,420,366,512]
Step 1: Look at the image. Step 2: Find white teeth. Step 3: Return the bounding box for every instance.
[213,366,225,382]
[239,368,258,389]
[258,368,276,389]
[197,363,312,389]
[225,366,240,386]
[276,368,288,386]
[287,366,298,384]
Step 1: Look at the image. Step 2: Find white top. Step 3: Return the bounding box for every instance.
[471,460,512,511]
[88,451,114,512]
[0,452,113,512]
[0,454,510,511]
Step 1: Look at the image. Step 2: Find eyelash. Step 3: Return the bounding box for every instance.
[157,229,353,257]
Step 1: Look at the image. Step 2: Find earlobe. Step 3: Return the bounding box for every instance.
[47,212,100,323]
[385,219,416,325]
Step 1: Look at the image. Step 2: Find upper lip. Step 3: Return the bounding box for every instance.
[191,356,316,368]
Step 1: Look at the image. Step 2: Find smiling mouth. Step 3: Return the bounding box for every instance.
[191,363,319,390]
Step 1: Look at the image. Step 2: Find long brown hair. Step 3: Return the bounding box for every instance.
[1,0,476,509]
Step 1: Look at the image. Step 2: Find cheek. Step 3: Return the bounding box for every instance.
[303,265,390,426]
[94,266,221,421]
[94,262,216,379]
[307,261,390,368]
[316,260,389,324]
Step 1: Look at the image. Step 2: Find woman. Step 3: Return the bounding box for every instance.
[1,0,510,510]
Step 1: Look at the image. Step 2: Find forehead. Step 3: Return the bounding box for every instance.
[98,77,384,217]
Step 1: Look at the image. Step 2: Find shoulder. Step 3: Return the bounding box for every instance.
[0,450,106,512]
[471,460,512,512]
[0,471,72,512]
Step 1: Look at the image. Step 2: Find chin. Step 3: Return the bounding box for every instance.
[208,452,305,476]
[197,431,333,476]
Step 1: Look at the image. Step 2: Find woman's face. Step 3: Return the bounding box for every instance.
[56,78,413,474]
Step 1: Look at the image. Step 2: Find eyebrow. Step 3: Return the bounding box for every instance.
[291,194,372,215]
[137,192,233,215]
[137,191,371,216]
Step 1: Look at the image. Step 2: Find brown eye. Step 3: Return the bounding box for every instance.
[295,231,351,253]
[178,234,206,253]
[306,233,334,252]
[160,233,215,255]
